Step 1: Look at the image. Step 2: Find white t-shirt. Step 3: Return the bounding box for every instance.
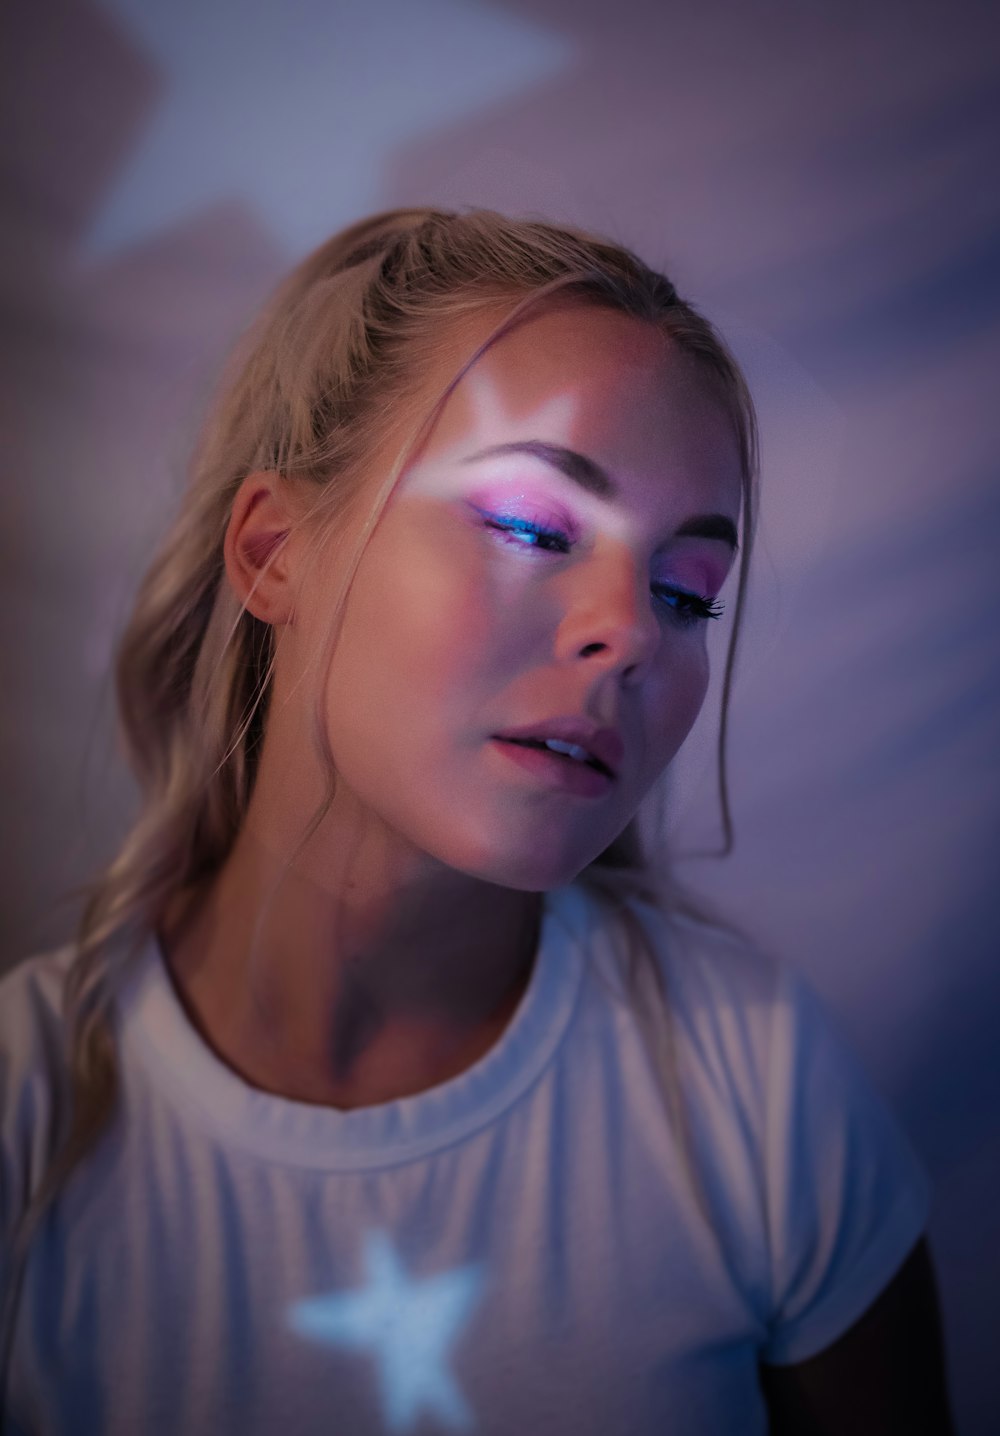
[0,879,929,1435]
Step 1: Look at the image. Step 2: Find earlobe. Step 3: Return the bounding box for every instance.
[224,472,300,625]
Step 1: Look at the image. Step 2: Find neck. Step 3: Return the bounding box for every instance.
[160,818,544,1109]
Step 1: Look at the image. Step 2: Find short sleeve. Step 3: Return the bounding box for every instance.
[759,963,930,1366]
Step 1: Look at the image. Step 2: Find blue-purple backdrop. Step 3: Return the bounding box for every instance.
[2,0,997,1427]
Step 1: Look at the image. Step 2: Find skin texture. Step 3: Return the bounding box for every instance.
[162,301,741,1107]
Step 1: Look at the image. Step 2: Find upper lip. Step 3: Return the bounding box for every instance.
[492,718,624,779]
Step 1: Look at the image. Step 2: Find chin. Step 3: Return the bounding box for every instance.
[439,825,617,893]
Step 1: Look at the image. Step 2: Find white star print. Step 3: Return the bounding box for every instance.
[288,1229,485,1432]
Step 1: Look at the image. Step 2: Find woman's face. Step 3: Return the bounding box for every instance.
[290,302,743,890]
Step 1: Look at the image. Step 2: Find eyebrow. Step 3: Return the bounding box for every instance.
[462,439,740,551]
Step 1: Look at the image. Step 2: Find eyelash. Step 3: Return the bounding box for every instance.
[483,514,571,553]
[481,515,725,626]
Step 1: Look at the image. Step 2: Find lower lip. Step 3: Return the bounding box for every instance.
[491,739,615,798]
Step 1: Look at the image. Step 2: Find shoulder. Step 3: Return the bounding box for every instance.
[588,878,918,1157]
[0,947,76,1232]
[579,874,786,1064]
[581,877,931,1363]
[582,875,881,1083]
[638,892,781,1006]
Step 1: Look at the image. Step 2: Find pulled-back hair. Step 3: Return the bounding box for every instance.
[1,207,758,1372]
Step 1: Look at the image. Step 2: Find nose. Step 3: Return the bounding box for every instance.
[554,545,660,683]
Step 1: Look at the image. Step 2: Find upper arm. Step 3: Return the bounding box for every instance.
[759,1238,955,1436]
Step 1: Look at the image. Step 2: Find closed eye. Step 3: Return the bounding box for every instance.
[651,584,725,626]
[481,515,572,554]
[481,512,725,626]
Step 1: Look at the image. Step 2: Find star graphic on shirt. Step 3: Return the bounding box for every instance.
[87,0,572,257]
[288,1229,485,1433]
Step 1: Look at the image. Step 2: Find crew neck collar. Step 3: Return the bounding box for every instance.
[119,881,598,1171]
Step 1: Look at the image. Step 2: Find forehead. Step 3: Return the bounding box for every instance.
[404,301,743,517]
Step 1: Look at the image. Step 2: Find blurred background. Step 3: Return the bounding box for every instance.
[1,0,998,1427]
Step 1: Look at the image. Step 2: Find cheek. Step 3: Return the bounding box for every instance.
[324,544,513,730]
[646,640,711,765]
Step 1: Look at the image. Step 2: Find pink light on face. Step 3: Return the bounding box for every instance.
[652,544,732,603]
[280,304,742,893]
[466,474,733,609]
[467,483,579,531]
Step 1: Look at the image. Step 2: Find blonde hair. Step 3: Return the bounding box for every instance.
[1,207,758,1372]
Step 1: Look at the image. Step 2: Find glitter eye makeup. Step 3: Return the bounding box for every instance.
[467,481,580,556]
[471,495,725,629]
[478,510,574,554]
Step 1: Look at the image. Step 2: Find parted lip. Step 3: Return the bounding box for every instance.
[492,718,624,779]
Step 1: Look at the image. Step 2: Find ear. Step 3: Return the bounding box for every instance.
[224,472,303,625]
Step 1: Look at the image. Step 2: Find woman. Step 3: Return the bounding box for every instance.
[0,209,953,1433]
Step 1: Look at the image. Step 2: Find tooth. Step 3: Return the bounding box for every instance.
[543,739,589,761]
